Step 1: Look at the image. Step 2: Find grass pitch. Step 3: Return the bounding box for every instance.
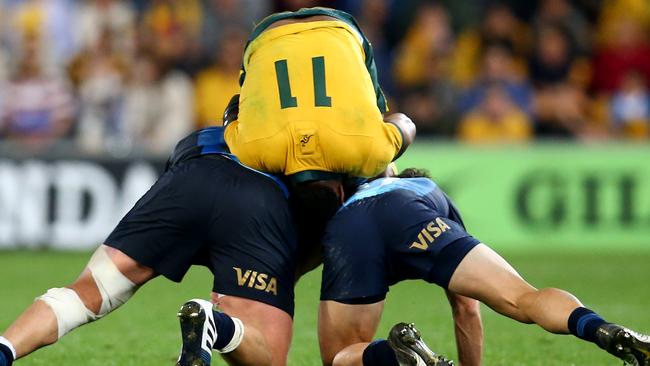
[1,249,649,365]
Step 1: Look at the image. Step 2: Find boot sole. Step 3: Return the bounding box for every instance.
[176,301,208,366]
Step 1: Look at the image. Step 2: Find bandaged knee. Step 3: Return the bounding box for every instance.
[38,287,96,339]
[86,248,137,316]
[38,248,137,338]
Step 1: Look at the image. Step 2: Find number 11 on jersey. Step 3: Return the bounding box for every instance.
[274,56,332,109]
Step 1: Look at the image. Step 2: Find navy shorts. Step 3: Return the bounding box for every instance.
[105,155,297,316]
[320,187,480,304]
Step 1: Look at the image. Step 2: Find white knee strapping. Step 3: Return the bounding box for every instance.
[37,247,137,339]
[39,287,97,339]
[87,247,137,316]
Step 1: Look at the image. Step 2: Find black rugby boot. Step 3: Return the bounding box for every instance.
[596,323,650,366]
[387,323,454,366]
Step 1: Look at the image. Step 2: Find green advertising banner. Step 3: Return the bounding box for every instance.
[399,143,650,249]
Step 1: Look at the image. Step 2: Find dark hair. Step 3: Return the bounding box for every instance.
[482,39,516,57]
[397,168,432,179]
[290,183,342,246]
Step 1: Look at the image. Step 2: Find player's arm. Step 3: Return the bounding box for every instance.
[445,290,483,366]
[384,113,416,160]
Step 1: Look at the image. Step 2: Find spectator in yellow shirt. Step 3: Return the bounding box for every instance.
[193,28,246,127]
[451,3,530,88]
[458,83,532,143]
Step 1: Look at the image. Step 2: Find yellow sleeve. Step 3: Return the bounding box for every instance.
[383,122,404,159]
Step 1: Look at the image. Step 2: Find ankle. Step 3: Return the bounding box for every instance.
[212,311,244,353]
[568,307,607,344]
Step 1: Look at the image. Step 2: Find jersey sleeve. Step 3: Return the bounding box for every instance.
[383,122,404,161]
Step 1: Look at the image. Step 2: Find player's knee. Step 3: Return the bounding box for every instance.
[84,247,138,316]
[318,340,339,366]
[37,248,138,338]
[330,352,346,366]
[507,288,541,324]
[37,287,99,339]
[483,284,535,324]
[451,296,481,316]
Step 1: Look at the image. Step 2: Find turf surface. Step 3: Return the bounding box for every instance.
[1,249,649,365]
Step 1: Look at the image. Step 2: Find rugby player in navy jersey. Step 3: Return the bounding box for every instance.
[317,168,650,366]
[0,127,299,366]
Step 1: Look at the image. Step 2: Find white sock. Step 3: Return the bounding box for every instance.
[0,337,16,360]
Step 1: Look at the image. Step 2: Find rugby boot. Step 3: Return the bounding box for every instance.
[596,323,650,366]
[388,323,454,366]
[176,299,217,366]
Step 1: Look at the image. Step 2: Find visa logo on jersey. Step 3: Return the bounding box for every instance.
[409,217,452,250]
[233,267,278,295]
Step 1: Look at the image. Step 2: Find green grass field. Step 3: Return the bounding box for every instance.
[1,249,649,365]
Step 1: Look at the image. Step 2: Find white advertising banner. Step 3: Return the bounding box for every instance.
[0,157,163,250]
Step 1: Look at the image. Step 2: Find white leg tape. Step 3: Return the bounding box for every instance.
[87,247,137,317]
[216,317,245,354]
[38,288,98,339]
[37,247,138,339]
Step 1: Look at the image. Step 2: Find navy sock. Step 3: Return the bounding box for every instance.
[0,344,13,366]
[362,340,399,366]
[568,307,607,344]
[212,310,236,350]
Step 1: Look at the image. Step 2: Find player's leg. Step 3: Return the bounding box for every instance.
[1,154,236,365]
[319,194,456,366]
[218,295,292,366]
[319,301,452,366]
[445,290,483,366]
[318,208,388,366]
[448,243,650,365]
[0,245,155,365]
[319,301,384,366]
[448,243,575,330]
[176,295,291,366]
[176,156,298,366]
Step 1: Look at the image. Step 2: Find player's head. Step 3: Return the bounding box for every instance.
[396,167,432,179]
[367,164,429,182]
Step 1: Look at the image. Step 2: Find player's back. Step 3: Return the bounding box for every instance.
[333,176,473,255]
[322,176,480,296]
[342,177,451,216]
[238,18,379,137]
[225,8,402,179]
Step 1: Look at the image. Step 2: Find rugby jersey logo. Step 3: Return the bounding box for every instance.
[298,130,316,155]
[233,267,278,295]
[409,217,451,250]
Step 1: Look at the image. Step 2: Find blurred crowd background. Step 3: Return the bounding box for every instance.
[0,0,649,155]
